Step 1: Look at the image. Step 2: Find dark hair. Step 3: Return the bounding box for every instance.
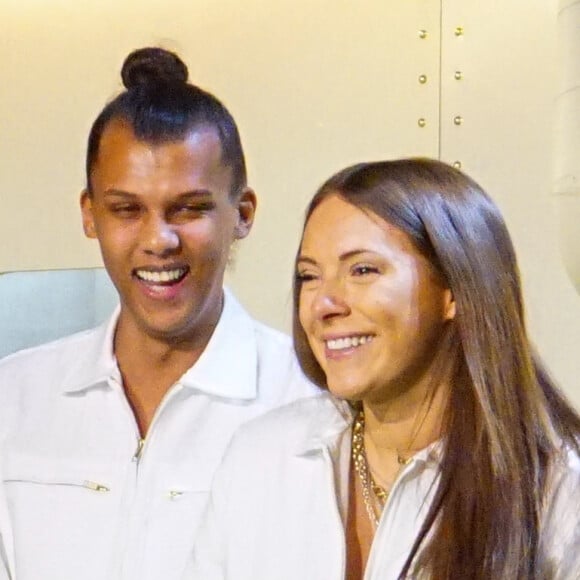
[86,47,247,195]
[293,158,580,579]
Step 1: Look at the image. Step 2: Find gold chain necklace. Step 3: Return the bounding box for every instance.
[351,410,386,528]
[351,409,412,528]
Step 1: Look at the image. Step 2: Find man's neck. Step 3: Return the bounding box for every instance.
[113,320,208,437]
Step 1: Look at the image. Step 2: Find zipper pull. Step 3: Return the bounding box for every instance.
[133,438,145,462]
[83,480,110,493]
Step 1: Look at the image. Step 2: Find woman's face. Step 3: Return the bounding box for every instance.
[297,194,455,405]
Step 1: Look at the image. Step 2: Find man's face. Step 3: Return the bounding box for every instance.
[81,121,255,348]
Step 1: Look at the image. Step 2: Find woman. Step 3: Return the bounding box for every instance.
[184,159,580,579]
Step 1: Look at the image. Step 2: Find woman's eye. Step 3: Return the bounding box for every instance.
[296,271,318,283]
[173,205,197,216]
[351,265,379,276]
[176,205,197,215]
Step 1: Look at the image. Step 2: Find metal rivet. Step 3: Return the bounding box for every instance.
[454,70,463,80]
[453,115,463,126]
[418,29,428,39]
[418,118,426,128]
[454,26,464,36]
[453,161,462,169]
[418,74,427,84]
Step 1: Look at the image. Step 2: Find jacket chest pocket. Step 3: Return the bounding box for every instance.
[155,456,217,517]
[3,453,124,580]
[135,463,216,580]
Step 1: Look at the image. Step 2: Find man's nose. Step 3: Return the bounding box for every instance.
[142,215,180,257]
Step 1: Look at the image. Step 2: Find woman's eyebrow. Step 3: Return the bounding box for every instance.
[296,249,382,272]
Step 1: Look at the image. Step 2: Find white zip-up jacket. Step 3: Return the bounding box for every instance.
[0,289,317,580]
[184,393,580,580]
[0,463,14,580]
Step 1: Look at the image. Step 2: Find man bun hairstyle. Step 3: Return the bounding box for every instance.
[86,47,247,196]
[121,47,189,88]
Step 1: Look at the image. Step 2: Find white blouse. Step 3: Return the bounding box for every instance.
[184,393,580,580]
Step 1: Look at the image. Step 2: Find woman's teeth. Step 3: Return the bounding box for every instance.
[326,335,373,350]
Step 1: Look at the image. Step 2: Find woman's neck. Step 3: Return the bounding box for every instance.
[362,378,448,477]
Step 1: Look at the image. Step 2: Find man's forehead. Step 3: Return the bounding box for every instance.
[91,122,233,195]
[99,121,220,153]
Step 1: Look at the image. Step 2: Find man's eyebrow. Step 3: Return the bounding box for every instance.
[102,189,138,198]
[102,188,215,198]
[174,189,215,199]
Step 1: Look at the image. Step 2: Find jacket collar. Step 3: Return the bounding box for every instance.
[60,311,119,393]
[293,394,444,467]
[293,394,355,455]
[61,288,258,400]
[179,288,258,400]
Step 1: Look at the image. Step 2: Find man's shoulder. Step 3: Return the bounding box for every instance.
[252,318,293,351]
[0,327,105,419]
[0,324,104,379]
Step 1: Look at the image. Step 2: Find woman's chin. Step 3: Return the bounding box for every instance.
[326,380,367,403]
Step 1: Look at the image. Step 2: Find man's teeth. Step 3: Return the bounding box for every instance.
[326,335,373,350]
[136,268,186,283]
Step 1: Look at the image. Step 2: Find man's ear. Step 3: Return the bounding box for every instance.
[444,289,456,321]
[80,190,97,239]
[234,187,257,240]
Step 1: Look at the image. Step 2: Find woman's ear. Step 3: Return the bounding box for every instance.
[444,289,456,321]
[234,187,257,240]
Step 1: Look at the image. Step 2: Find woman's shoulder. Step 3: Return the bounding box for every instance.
[227,392,352,458]
[540,442,580,578]
[544,442,580,513]
[551,441,580,486]
[206,393,353,505]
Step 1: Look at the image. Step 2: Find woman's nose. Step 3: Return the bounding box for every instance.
[311,279,351,320]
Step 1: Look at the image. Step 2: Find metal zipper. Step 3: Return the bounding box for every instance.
[5,478,111,492]
[83,480,111,493]
[132,438,145,463]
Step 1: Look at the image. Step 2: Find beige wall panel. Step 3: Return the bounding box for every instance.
[554,0,580,295]
[440,0,580,406]
[1,1,440,324]
[222,0,442,326]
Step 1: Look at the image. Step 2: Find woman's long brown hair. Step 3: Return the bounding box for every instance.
[292,158,580,579]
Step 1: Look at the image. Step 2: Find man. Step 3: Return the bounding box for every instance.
[0,47,316,580]
[0,466,13,580]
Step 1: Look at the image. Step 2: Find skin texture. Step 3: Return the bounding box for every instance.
[82,121,255,349]
[297,194,454,410]
[80,120,256,434]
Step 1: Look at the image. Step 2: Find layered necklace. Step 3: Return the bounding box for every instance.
[351,409,412,528]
